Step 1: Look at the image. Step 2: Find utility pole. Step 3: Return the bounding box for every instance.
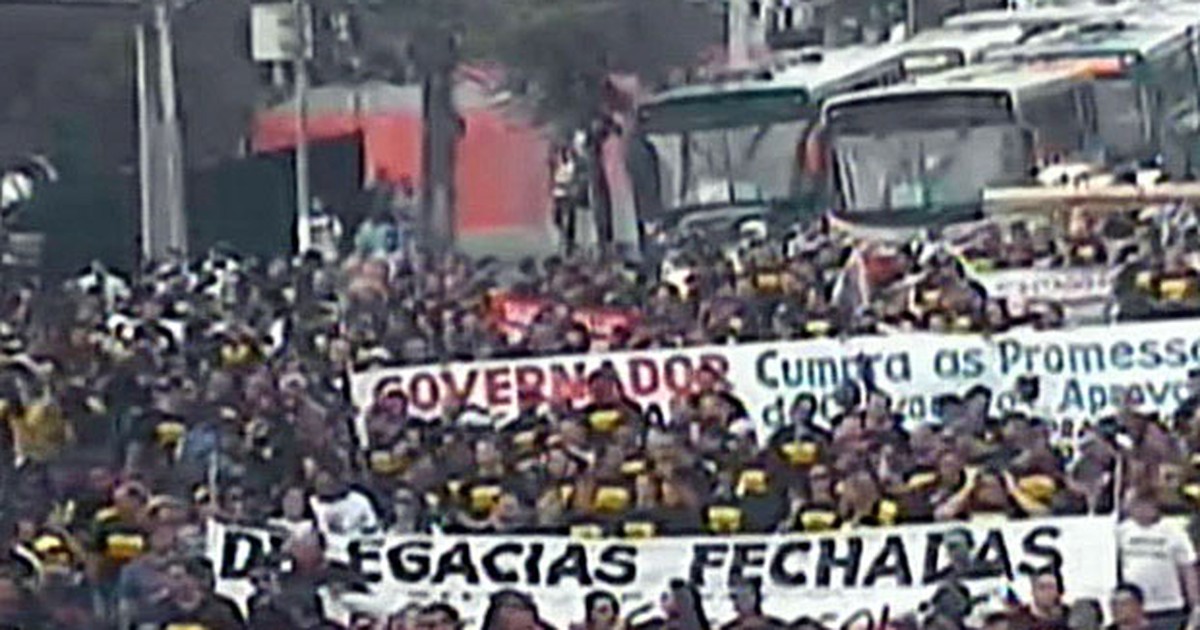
[292,0,311,254]
[728,0,750,66]
[154,0,188,260]
[0,0,188,265]
[135,22,153,263]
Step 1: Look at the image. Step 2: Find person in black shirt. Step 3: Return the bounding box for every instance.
[145,558,245,629]
[720,577,787,630]
[1011,568,1069,630]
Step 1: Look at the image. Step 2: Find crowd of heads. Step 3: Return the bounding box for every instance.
[0,199,1194,628]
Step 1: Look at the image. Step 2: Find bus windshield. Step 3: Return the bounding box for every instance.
[636,89,813,213]
[826,92,1029,214]
[832,125,1030,212]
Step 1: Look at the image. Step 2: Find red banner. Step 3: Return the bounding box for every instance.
[486,293,640,348]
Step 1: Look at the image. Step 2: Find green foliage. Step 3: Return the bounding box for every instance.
[363,0,720,129]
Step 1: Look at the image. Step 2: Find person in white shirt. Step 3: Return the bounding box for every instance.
[267,486,317,541]
[309,465,381,536]
[1117,490,1200,630]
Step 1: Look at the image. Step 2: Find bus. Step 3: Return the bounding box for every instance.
[940,2,1140,32]
[626,45,908,238]
[817,59,1110,228]
[983,12,1200,174]
[897,24,1032,76]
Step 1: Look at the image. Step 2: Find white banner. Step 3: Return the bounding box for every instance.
[209,516,1117,628]
[349,320,1200,437]
[970,266,1114,306]
[969,266,1116,325]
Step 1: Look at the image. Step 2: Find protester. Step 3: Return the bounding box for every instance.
[720,577,787,630]
[1116,490,1200,630]
[573,591,623,630]
[1109,584,1151,630]
[419,603,464,630]
[0,185,1194,630]
[1010,568,1070,630]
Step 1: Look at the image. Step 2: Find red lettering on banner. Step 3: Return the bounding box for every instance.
[629,358,659,397]
[485,367,514,407]
[410,373,440,411]
[664,356,694,394]
[515,366,545,396]
[549,363,589,402]
[441,370,478,404]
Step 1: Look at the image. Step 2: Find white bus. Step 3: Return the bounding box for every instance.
[984,13,1200,174]
[627,45,907,235]
[897,24,1032,76]
[818,59,1109,227]
[941,2,1133,33]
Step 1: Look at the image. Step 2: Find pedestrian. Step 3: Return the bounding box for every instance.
[1117,489,1200,630]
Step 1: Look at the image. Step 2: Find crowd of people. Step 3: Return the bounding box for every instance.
[0,197,1195,629]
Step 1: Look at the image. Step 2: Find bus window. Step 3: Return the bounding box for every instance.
[1020,87,1087,159]
[1155,45,1200,119]
[1092,78,1149,160]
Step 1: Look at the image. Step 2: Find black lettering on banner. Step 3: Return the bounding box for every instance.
[885,353,912,382]
[481,542,524,584]
[1018,526,1063,576]
[219,531,266,579]
[690,544,729,587]
[1058,379,1084,414]
[757,351,779,389]
[432,542,481,585]
[348,539,383,582]
[388,541,433,582]
[596,545,637,586]
[547,544,593,586]
[934,350,962,378]
[769,541,810,586]
[961,348,985,378]
[730,543,768,585]
[973,530,1014,580]
[922,532,957,585]
[816,538,862,587]
[863,535,913,587]
[525,543,545,586]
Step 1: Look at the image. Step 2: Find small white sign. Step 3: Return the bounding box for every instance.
[250,2,312,62]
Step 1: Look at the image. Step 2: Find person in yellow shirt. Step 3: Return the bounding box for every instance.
[4,390,73,466]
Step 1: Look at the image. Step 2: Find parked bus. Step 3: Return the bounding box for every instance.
[941,2,1133,33]
[984,12,1200,174]
[817,59,1110,228]
[626,45,907,237]
[897,23,1032,76]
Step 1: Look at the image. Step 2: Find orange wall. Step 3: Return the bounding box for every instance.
[252,108,550,233]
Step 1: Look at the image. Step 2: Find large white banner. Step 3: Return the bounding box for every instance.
[349,320,1200,437]
[209,516,1116,628]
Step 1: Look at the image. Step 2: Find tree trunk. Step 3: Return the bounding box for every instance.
[420,33,458,247]
[589,131,614,249]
